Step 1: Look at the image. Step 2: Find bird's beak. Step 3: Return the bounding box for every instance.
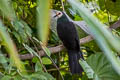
[53,13,59,18]
[53,14,57,18]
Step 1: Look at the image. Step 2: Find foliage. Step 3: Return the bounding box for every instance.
[99,0,120,16]
[87,53,120,80]
[80,53,120,80]
[68,0,120,75]
[37,0,50,45]
[0,0,120,80]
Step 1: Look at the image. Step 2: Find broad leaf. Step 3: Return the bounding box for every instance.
[79,59,94,79]
[68,0,120,75]
[42,57,52,65]
[35,61,42,72]
[86,53,120,80]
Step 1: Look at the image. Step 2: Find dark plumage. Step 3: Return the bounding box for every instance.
[56,12,84,74]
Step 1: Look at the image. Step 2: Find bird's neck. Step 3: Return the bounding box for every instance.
[57,15,69,23]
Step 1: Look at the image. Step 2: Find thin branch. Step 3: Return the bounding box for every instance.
[19,35,92,60]
[40,42,64,80]
[29,37,47,72]
[47,67,69,72]
[109,19,120,30]
[48,57,64,80]
[19,19,120,60]
[60,0,65,11]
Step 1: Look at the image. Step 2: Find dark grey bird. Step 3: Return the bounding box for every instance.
[54,11,84,75]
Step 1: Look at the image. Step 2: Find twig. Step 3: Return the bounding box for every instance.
[48,57,64,80]
[19,35,92,60]
[47,67,69,72]
[109,19,120,30]
[39,42,64,80]
[19,19,120,60]
[29,37,47,72]
[60,0,65,11]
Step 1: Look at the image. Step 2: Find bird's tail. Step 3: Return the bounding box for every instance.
[68,50,84,75]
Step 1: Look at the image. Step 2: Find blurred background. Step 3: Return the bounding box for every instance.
[0,0,120,80]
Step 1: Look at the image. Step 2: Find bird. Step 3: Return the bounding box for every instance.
[53,11,84,75]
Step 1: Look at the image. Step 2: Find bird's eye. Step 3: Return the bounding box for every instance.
[58,12,61,15]
[53,12,61,18]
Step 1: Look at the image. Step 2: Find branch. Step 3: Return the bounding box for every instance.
[109,19,120,30]
[19,19,120,60]
[19,35,92,60]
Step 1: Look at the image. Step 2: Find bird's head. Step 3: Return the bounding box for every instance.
[53,11,63,19]
[52,10,69,22]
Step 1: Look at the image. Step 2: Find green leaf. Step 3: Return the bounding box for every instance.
[42,73,55,80]
[0,72,4,79]
[11,20,31,43]
[32,57,39,63]
[0,51,8,71]
[1,75,11,80]
[30,72,55,80]
[37,0,50,45]
[86,53,120,80]
[79,59,94,79]
[23,44,39,58]
[0,21,26,74]
[98,0,106,11]
[34,61,55,80]
[12,2,17,10]
[105,0,120,16]
[13,75,22,80]
[31,73,47,80]
[32,38,51,57]
[42,45,51,57]
[0,0,16,20]
[12,31,21,43]
[0,52,7,64]
[33,37,40,43]
[20,20,32,37]
[42,57,52,65]
[68,0,120,75]
[35,61,42,72]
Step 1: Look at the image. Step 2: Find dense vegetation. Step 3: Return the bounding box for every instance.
[0,0,120,80]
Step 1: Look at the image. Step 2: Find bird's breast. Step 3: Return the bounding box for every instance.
[57,21,80,50]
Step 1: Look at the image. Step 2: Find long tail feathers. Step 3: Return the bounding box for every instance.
[68,50,84,75]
